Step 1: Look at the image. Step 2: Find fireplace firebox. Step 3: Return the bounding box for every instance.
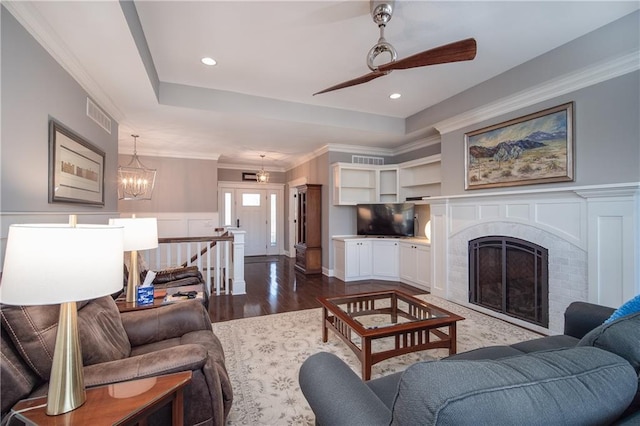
[469,236,548,327]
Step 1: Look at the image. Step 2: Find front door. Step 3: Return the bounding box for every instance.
[237,189,267,256]
[218,183,284,257]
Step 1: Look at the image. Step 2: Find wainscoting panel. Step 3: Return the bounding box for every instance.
[586,196,638,307]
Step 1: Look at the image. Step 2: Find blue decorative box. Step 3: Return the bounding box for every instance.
[136,286,154,305]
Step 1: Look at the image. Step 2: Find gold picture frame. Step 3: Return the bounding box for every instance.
[465,102,574,190]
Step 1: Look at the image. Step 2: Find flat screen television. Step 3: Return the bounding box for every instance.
[356,203,415,237]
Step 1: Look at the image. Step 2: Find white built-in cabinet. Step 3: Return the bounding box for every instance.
[398,155,441,200]
[332,163,399,205]
[334,239,372,281]
[332,154,441,205]
[371,239,399,279]
[399,241,431,290]
[333,237,429,287]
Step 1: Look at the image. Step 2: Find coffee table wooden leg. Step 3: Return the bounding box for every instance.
[362,337,372,381]
[449,322,457,355]
[322,307,328,343]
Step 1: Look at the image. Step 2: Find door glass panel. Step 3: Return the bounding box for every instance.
[223,192,232,226]
[270,194,277,246]
[242,193,261,207]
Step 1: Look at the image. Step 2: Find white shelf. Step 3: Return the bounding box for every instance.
[332,163,399,205]
[399,155,441,201]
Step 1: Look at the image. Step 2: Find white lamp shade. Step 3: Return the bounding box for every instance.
[108,217,158,251]
[0,224,124,305]
[424,220,432,241]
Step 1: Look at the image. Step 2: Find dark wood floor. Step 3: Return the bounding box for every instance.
[208,255,425,322]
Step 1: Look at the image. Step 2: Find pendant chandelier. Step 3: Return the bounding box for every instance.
[256,154,269,184]
[118,135,157,200]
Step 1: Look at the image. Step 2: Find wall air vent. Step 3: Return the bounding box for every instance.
[352,155,384,165]
[86,98,111,134]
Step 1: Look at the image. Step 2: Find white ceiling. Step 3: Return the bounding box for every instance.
[6,1,639,170]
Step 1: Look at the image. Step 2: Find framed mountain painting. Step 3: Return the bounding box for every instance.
[464,102,574,190]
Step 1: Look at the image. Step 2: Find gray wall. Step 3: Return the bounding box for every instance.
[392,143,441,164]
[440,72,640,195]
[118,155,218,214]
[1,7,118,219]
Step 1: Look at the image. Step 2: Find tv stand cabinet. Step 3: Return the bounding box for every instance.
[333,236,430,290]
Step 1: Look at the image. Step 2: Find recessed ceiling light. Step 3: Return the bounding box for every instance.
[389,93,401,99]
[201,57,217,66]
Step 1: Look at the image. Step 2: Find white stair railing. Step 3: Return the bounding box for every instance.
[142,230,245,296]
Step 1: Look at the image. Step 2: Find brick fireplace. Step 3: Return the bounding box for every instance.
[428,183,639,334]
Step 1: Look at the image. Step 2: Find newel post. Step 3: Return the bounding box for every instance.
[229,229,246,295]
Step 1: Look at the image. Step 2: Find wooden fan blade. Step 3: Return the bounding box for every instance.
[378,38,477,72]
[313,71,387,95]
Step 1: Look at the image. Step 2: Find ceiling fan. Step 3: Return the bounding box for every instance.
[313,0,477,96]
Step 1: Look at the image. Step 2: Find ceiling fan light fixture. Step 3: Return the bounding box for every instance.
[201,57,217,66]
[313,0,477,96]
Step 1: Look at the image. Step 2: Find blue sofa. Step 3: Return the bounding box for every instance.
[299,301,640,425]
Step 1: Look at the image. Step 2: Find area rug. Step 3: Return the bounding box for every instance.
[211,294,542,425]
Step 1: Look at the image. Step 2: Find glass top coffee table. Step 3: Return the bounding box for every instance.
[318,290,464,380]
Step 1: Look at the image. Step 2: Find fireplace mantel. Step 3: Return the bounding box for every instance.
[428,182,639,334]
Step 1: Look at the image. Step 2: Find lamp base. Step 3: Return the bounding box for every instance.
[126,250,140,303]
[47,301,86,415]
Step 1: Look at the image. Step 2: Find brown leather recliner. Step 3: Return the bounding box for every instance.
[0,296,232,426]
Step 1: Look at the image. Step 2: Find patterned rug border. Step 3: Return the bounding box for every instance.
[212,294,542,425]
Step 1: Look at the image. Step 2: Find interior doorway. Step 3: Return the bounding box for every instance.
[219,182,284,256]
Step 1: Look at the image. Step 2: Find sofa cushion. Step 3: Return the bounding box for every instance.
[578,311,640,373]
[390,347,637,426]
[1,296,131,381]
[445,345,524,360]
[510,334,579,353]
[578,311,640,415]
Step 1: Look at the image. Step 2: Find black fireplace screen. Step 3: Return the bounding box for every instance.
[469,236,548,327]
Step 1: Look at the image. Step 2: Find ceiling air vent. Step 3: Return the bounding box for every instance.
[86,98,111,134]
[352,155,384,165]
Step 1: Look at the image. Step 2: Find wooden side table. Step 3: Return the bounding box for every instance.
[115,284,206,313]
[10,371,191,425]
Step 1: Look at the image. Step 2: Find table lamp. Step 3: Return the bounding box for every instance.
[0,215,124,415]
[109,216,158,302]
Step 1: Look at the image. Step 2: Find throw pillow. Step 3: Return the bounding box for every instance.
[605,293,640,324]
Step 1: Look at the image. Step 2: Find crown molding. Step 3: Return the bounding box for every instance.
[393,135,441,156]
[4,1,126,123]
[434,49,640,135]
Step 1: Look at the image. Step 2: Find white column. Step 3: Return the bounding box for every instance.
[577,187,640,307]
[429,201,449,298]
[229,229,246,295]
